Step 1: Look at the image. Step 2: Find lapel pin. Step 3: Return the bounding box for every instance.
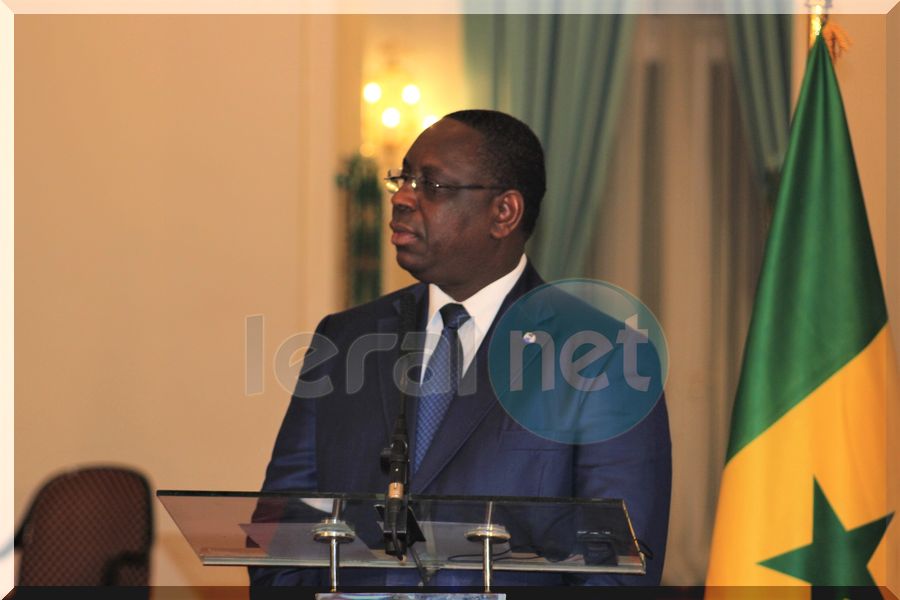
[522,331,537,344]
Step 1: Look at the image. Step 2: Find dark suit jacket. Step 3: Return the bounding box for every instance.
[252,262,671,587]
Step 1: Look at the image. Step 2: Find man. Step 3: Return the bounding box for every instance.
[252,110,671,587]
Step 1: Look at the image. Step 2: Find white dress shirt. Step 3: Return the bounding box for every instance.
[422,254,527,379]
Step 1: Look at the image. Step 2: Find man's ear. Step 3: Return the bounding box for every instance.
[490,190,525,239]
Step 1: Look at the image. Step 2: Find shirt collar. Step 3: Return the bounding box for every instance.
[426,254,528,334]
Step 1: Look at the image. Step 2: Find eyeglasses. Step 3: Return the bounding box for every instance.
[384,169,506,198]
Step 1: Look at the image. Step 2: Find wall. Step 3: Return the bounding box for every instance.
[11,10,899,594]
[359,15,468,295]
[14,15,346,590]
[792,11,899,590]
[792,13,895,330]
[887,5,899,594]
[1,2,13,597]
[828,14,887,284]
[830,13,897,588]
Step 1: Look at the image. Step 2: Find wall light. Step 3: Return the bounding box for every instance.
[381,107,401,129]
[363,82,382,104]
[401,84,421,105]
[360,58,434,161]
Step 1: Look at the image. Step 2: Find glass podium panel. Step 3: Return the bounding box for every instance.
[157,491,645,575]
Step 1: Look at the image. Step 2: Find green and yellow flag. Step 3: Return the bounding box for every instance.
[706,35,897,589]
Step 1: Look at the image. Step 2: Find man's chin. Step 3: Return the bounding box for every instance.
[394,251,430,283]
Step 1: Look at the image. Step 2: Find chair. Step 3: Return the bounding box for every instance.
[15,466,153,586]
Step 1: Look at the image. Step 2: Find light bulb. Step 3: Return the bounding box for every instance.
[363,82,382,104]
[382,107,401,128]
[401,84,421,105]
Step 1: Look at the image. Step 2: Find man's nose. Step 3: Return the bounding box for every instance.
[390,183,417,211]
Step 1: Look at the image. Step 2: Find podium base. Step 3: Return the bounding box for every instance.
[316,594,505,600]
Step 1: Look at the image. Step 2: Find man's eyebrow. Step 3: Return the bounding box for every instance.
[401,159,446,179]
[416,163,446,179]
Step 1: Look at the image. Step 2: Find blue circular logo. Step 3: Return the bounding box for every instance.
[488,279,668,444]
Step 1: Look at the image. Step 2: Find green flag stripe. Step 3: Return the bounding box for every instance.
[726,36,887,461]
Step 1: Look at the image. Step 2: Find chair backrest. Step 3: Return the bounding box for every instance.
[17,466,153,586]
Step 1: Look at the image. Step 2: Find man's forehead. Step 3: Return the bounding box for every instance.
[402,118,485,173]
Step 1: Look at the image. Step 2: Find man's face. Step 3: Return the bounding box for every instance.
[389,118,500,290]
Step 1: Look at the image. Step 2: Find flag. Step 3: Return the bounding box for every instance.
[706,35,897,589]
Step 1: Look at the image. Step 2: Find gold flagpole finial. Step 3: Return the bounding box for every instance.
[808,0,830,48]
[807,0,851,61]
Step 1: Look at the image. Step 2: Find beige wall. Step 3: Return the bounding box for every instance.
[13,13,465,591]
[1,3,13,597]
[792,14,897,335]
[12,11,899,594]
[836,14,898,589]
[14,15,347,589]
[793,12,899,591]
[887,5,899,594]
[359,15,468,295]
[826,15,888,285]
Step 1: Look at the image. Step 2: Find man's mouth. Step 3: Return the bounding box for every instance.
[390,222,419,246]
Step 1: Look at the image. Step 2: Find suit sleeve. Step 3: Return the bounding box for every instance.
[249,315,337,588]
[568,395,672,586]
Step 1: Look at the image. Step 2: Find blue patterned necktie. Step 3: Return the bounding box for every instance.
[413,303,471,473]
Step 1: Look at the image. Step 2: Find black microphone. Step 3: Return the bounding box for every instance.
[383,292,417,557]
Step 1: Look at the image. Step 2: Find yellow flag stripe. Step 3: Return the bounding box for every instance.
[707,325,895,586]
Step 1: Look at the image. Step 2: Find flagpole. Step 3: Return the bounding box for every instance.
[807,0,830,48]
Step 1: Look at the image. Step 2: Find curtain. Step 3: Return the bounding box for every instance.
[464,12,635,280]
[726,13,793,204]
[583,15,769,584]
[463,11,785,584]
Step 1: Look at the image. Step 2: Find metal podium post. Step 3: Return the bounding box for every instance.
[311,498,355,592]
[157,489,646,600]
[464,502,511,594]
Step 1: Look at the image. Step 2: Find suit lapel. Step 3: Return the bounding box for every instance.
[377,285,428,440]
[411,261,546,492]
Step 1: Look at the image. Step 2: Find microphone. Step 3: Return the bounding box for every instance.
[383,292,417,557]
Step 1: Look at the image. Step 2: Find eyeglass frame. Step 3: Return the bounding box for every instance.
[384,169,508,198]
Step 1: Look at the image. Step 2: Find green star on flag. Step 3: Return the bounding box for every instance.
[760,479,893,587]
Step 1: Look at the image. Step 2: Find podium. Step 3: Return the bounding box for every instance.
[157,490,645,599]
